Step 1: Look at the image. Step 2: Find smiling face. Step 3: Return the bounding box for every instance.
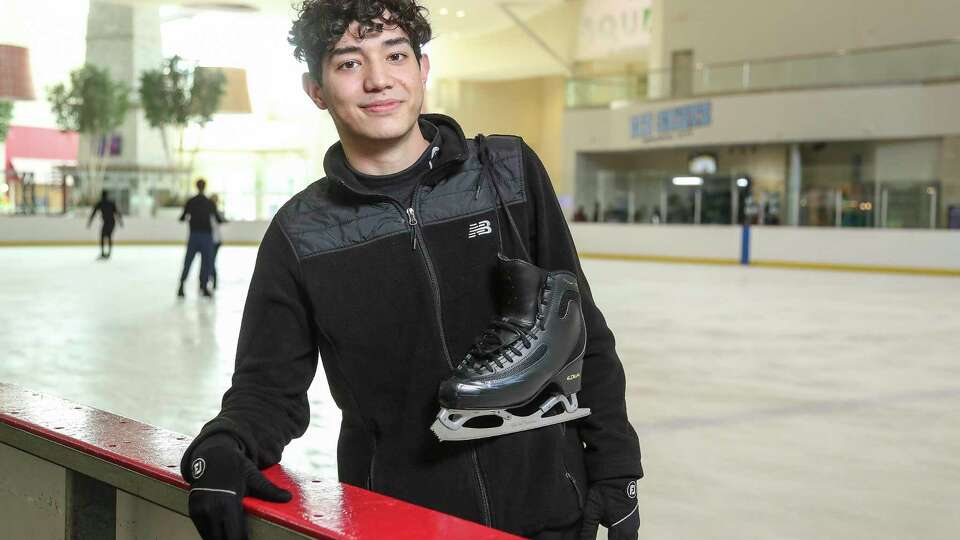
[304,19,429,145]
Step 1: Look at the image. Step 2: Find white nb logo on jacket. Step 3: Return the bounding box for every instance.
[467,220,492,239]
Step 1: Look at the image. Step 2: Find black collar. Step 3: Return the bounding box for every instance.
[323,113,469,197]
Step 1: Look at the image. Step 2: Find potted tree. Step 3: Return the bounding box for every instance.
[47,64,130,204]
[0,101,12,212]
[138,55,225,198]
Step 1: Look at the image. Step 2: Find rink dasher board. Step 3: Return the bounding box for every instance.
[0,416,307,539]
[0,382,521,540]
[0,436,206,539]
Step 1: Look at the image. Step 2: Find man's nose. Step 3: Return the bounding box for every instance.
[364,61,393,93]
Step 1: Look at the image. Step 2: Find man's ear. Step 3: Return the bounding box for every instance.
[302,72,327,110]
[418,53,430,86]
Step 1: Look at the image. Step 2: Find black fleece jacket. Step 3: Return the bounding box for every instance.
[182,114,642,537]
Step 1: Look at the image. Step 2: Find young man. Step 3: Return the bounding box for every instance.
[180,2,642,539]
[87,189,123,259]
[177,178,223,298]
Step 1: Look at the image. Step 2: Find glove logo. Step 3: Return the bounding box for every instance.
[626,480,637,499]
[192,457,206,480]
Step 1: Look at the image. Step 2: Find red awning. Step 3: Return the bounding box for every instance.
[4,125,79,162]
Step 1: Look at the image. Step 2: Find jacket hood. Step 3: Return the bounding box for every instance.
[322,113,469,196]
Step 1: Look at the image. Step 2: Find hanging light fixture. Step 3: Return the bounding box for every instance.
[196,66,252,114]
[0,44,35,101]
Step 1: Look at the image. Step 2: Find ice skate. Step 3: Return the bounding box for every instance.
[431,256,590,441]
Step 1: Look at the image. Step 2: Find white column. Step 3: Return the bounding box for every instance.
[787,143,802,226]
[835,189,843,227]
[660,181,668,223]
[694,188,702,224]
[84,1,166,212]
[730,178,739,224]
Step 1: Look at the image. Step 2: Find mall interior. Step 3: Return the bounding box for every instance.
[1,1,959,539]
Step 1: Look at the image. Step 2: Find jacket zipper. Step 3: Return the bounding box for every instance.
[403,192,453,370]
[406,207,419,251]
[336,167,493,526]
[407,190,492,527]
[565,472,584,510]
[472,450,492,525]
[367,437,378,490]
[560,424,584,509]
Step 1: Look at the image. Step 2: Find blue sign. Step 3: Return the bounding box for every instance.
[629,114,653,138]
[630,101,711,139]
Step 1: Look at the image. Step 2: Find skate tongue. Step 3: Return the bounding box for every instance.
[496,256,547,329]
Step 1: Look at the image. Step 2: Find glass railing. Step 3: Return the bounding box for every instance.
[800,180,941,229]
[566,40,960,108]
[573,167,945,229]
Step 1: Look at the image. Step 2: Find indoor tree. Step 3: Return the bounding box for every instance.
[138,55,226,189]
[47,64,130,201]
[0,101,12,142]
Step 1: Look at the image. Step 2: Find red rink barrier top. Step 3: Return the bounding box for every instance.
[0,382,522,539]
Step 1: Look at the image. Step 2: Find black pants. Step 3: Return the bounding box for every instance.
[179,232,214,286]
[100,222,115,256]
[210,242,221,286]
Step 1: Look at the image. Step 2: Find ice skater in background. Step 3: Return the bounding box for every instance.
[87,189,123,259]
[208,193,227,290]
[177,178,223,298]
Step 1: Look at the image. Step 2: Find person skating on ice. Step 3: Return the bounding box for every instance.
[208,193,227,290]
[87,189,123,259]
[180,2,642,539]
[177,178,223,298]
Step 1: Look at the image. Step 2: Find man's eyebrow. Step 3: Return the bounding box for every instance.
[383,37,411,48]
[329,45,362,58]
[328,37,410,59]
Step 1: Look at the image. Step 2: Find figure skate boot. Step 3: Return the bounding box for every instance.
[430,256,590,441]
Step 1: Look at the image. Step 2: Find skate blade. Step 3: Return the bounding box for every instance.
[431,396,591,442]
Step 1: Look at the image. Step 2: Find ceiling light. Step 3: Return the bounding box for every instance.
[736,177,749,188]
[438,7,448,15]
[456,9,465,17]
[672,176,703,186]
[182,2,258,12]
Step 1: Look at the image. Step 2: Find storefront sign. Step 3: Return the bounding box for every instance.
[630,101,712,140]
[576,0,652,60]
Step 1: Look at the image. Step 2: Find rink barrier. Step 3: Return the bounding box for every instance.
[570,223,960,276]
[3,216,960,276]
[0,239,262,247]
[0,383,521,539]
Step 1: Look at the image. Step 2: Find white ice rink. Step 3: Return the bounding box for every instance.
[2,245,958,539]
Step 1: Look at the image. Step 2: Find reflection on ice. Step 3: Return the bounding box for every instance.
[2,245,959,538]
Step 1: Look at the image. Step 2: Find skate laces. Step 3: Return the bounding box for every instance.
[463,285,551,374]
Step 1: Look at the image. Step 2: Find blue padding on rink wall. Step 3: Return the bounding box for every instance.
[740,224,751,265]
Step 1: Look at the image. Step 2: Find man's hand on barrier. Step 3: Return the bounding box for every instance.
[186,435,292,540]
[579,477,640,540]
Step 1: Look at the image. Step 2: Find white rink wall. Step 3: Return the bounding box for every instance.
[0,215,269,245]
[2,216,959,271]
[750,226,960,270]
[572,223,960,271]
[570,224,740,261]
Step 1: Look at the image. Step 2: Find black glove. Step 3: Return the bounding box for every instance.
[184,434,292,540]
[579,477,640,540]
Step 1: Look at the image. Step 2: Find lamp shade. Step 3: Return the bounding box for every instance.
[0,44,36,101]
[198,66,251,114]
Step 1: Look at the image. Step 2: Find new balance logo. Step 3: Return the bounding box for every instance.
[467,220,492,239]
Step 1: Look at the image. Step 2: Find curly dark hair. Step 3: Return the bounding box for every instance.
[289,0,432,83]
